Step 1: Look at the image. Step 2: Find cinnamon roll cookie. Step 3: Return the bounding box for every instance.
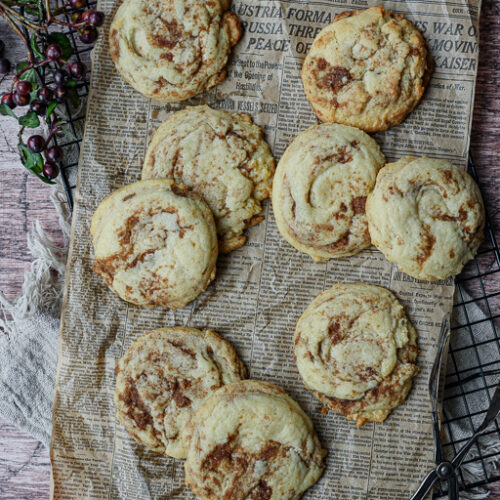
[301,6,433,132]
[183,380,326,499]
[91,178,217,308]
[294,283,418,426]
[109,0,242,102]
[114,327,246,458]
[142,105,276,253]
[366,156,485,281]
[272,123,385,260]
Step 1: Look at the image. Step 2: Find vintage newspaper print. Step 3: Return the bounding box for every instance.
[50,0,482,498]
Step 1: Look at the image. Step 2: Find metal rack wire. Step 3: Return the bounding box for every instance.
[35,2,499,497]
[27,0,98,211]
[436,155,500,497]
[47,1,96,210]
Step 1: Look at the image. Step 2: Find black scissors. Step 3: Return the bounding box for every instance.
[410,320,500,500]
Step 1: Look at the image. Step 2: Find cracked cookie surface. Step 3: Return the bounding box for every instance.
[294,283,418,426]
[272,123,385,260]
[91,178,217,307]
[183,380,326,500]
[301,5,433,132]
[142,105,275,253]
[114,326,246,458]
[109,0,242,102]
[366,156,485,281]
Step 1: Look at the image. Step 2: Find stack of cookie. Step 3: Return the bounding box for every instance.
[87,1,486,498]
[91,106,276,308]
[115,327,326,499]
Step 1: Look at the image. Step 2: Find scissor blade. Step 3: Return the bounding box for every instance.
[429,318,450,413]
[410,469,439,500]
[482,381,500,429]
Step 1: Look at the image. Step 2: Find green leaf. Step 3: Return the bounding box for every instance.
[0,103,17,119]
[25,7,40,16]
[46,101,58,120]
[18,142,54,183]
[67,88,81,108]
[19,111,40,128]
[30,34,43,58]
[46,33,73,60]
[60,127,77,141]
[19,142,43,172]
[20,68,38,83]
[36,173,55,184]
[16,61,29,73]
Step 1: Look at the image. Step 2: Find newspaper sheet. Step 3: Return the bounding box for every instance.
[50,0,482,498]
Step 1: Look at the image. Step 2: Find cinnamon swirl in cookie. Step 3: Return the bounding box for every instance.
[272,123,385,260]
[114,327,246,458]
[109,0,242,102]
[91,178,217,308]
[142,105,275,253]
[366,156,485,281]
[294,283,418,426]
[183,380,326,499]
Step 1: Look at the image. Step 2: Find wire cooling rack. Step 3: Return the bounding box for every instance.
[436,155,500,497]
[24,0,99,211]
[36,2,499,497]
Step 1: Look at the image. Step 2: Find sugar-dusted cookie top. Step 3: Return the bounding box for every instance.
[366,156,484,281]
[294,282,418,426]
[109,0,242,102]
[143,105,275,253]
[183,380,326,499]
[272,123,385,260]
[301,6,433,132]
[114,326,246,458]
[91,178,217,307]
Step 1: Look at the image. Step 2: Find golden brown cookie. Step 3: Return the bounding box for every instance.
[301,6,433,132]
[109,0,242,102]
[294,283,418,426]
[91,179,217,308]
[142,105,275,253]
[114,326,246,458]
[272,123,385,260]
[366,156,485,281]
[183,380,326,499]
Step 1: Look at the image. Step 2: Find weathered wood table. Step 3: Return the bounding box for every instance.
[0,1,499,498]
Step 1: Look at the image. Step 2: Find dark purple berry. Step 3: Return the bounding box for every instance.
[69,0,86,8]
[1,92,15,108]
[16,80,32,95]
[53,69,68,86]
[0,40,5,58]
[54,86,68,102]
[46,44,62,61]
[13,92,29,106]
[82,10,104,27]
[79,25,98,44]
[68,62,86,78]
[37,87,53,103]
[46,146,63,163]
[0,58,11,74]
[43,161,59,179]
[27,135,46,153]
[89,11,104,27]
[81,10,92,23]
[29,100,46,115]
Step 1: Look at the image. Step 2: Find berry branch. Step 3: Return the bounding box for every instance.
[0,0,104,183]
